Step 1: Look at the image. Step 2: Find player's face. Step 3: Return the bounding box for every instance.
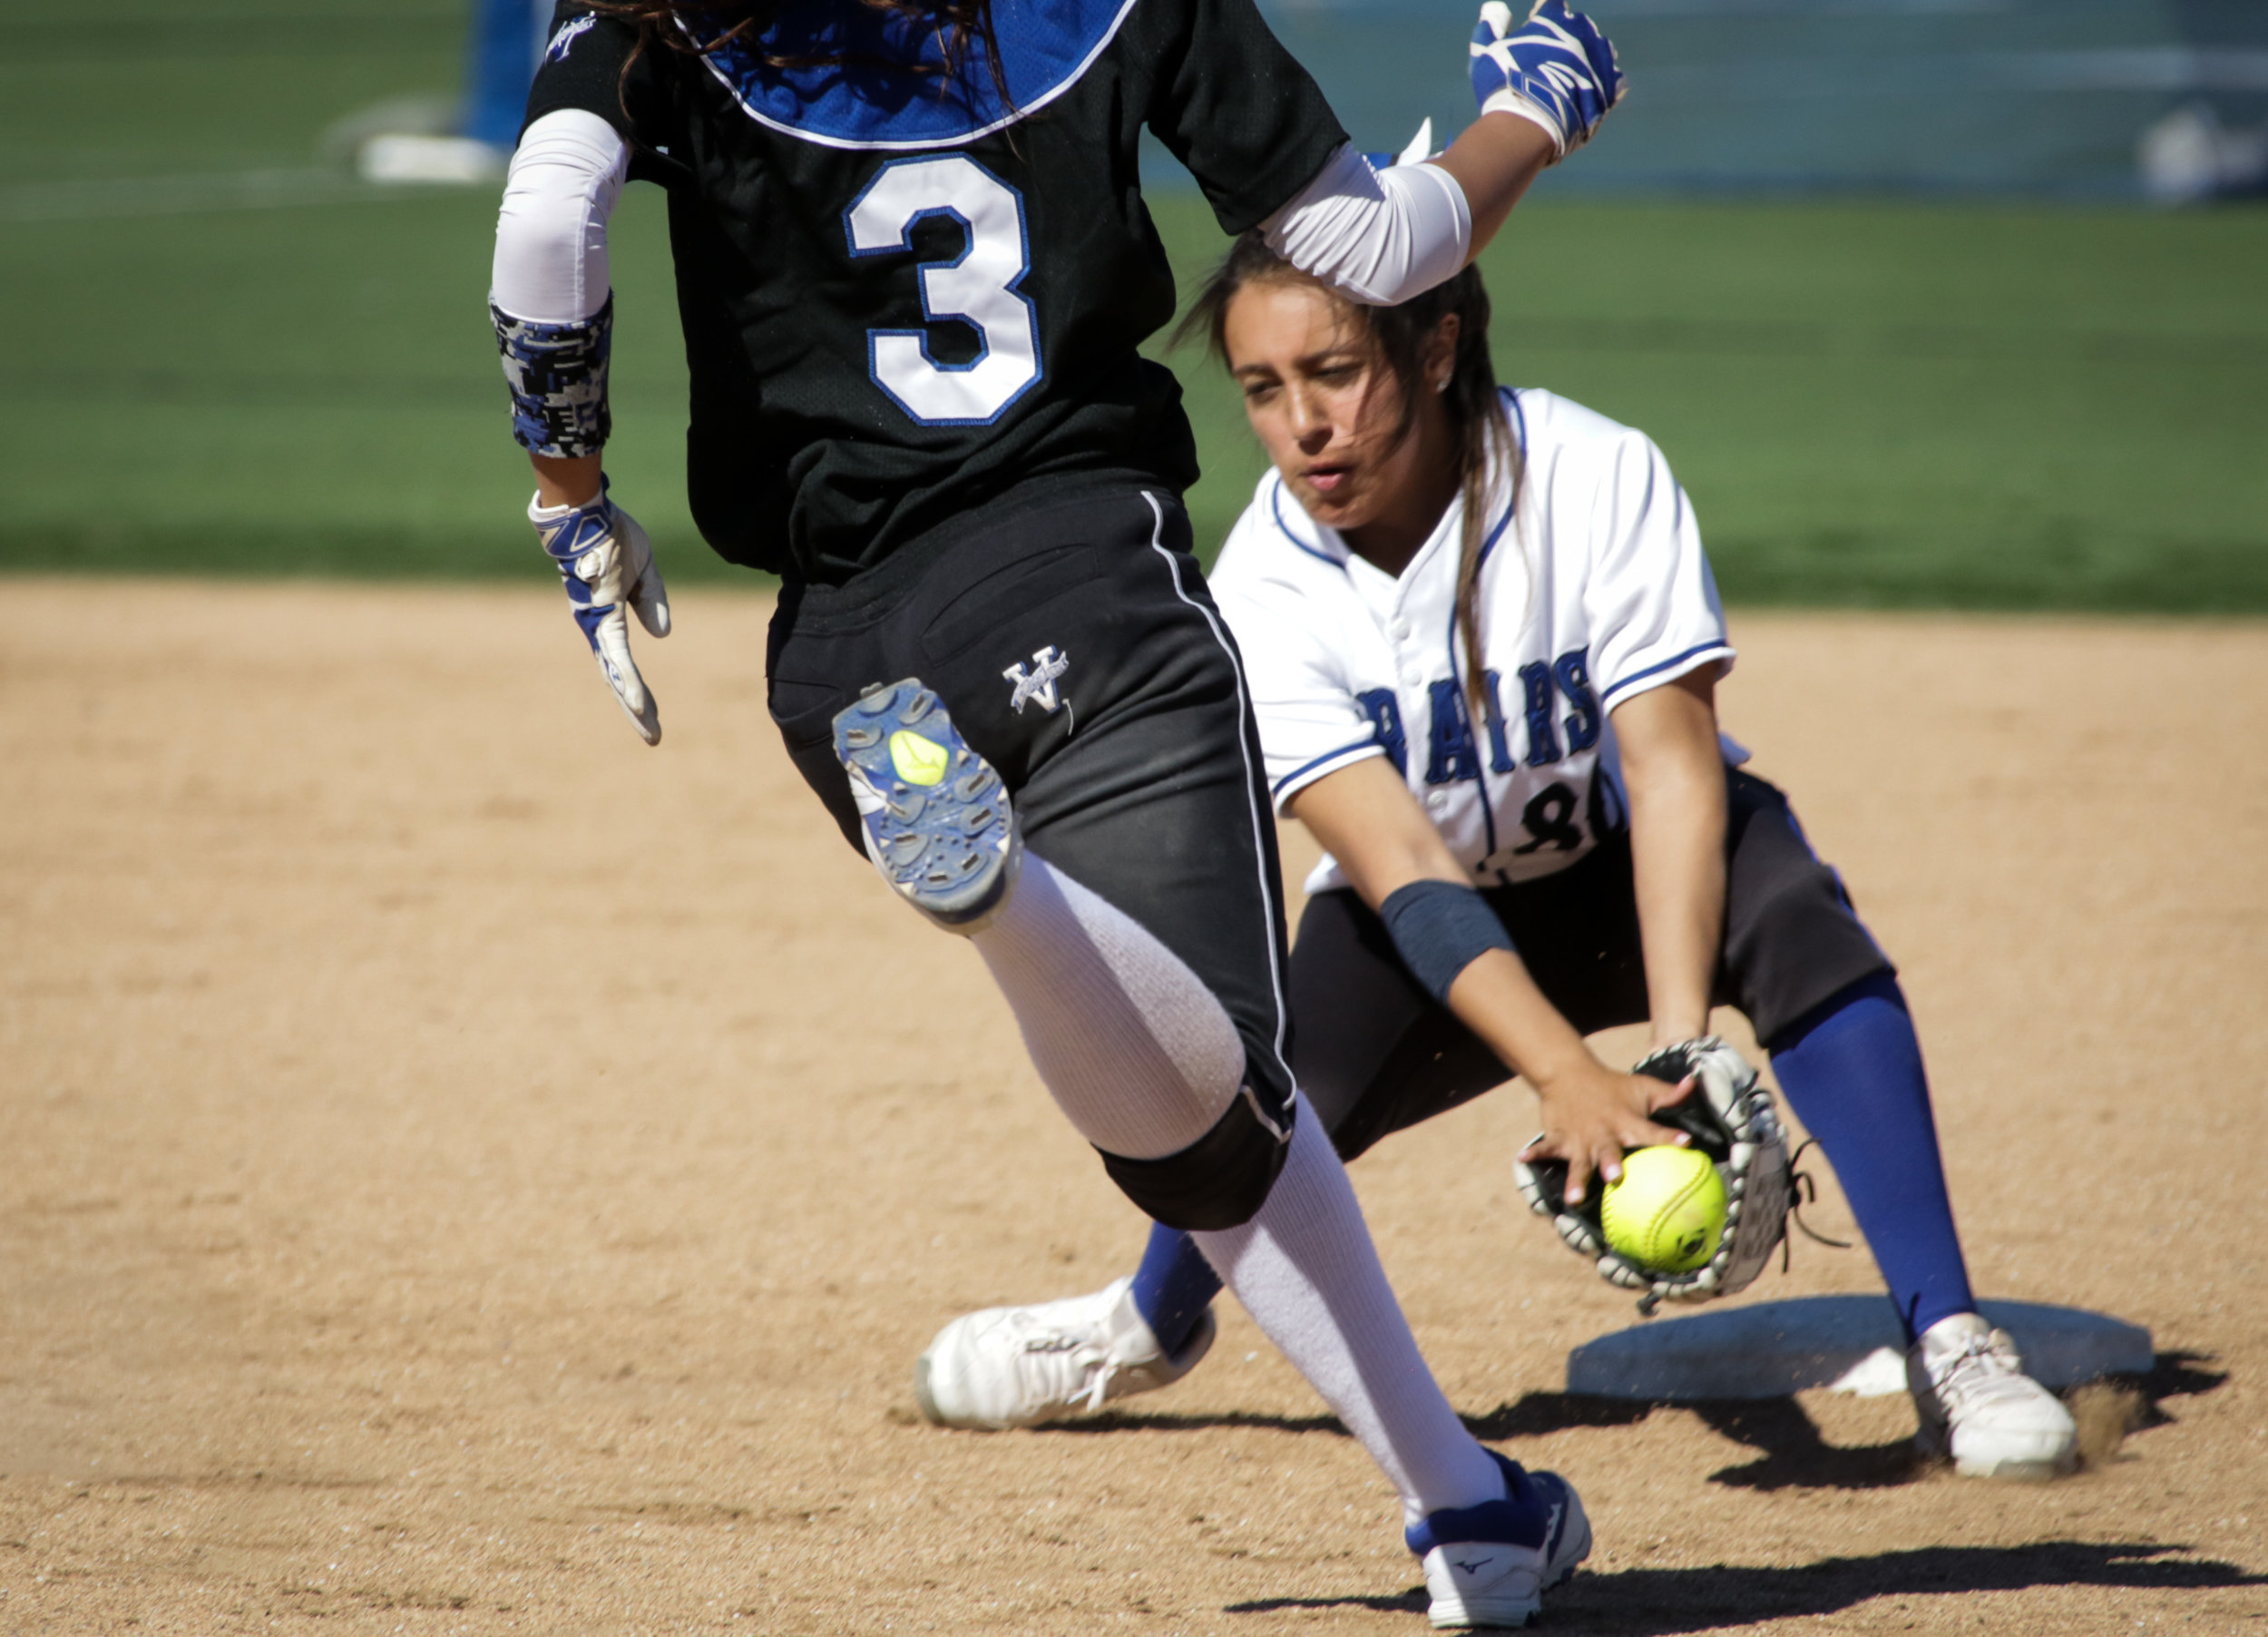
[1223,279,1452,554]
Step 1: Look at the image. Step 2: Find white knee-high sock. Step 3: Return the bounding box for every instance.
[971,854,1501,1522]
[970,852,1247,1160]
[1195,1107,1505,1524]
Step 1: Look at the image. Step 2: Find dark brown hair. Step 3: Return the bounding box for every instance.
[1178,232,1519,720]
[592,0,1011,112]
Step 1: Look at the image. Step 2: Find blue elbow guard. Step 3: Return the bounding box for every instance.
[494,296,612,457]
[1379,878,1514,1005]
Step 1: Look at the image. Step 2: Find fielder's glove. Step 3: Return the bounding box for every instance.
[530,485,670,745]
[1515,1037,1794,1317]
[1470,0,1626,159]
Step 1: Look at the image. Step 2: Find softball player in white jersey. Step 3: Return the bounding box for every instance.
[915,233,2080,1484]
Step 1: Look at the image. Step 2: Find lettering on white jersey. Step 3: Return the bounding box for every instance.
[1206,387,1737,897]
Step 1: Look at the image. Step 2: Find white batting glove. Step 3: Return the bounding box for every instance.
[529,486,671,745]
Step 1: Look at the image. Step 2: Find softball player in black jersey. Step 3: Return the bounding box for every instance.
[491,0,1632,1622]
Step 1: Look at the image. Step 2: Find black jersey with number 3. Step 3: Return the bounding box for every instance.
[524,0,1344,583]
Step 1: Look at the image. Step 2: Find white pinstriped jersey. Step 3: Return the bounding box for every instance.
[1207,387,1741,896]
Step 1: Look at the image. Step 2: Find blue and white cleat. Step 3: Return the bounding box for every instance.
[833,680,1020,933]
[1405,1452,1590,1630]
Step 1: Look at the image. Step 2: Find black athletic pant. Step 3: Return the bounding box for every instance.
[766,479,1299,1183]
[1295,770,1892,1162]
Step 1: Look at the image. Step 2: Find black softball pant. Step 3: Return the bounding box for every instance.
[1295,770,1892,1162]
[765,479,1299,1157]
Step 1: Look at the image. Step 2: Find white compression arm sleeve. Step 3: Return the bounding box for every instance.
[492,108,628,322]
[1260,144,1472,308]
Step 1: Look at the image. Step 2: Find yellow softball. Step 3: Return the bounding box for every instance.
[1599,1145,1726,1272]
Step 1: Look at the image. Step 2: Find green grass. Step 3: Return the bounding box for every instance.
[3,1,2264,610]
[1466,199,2268,612]
[0,2,464,187]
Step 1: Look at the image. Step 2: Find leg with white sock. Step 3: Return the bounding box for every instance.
[1193,1110,1589,1626]
[1119,880,1498,1366]
[958,843,1586,1622]
[786,495,1594,1615]
[1188,1107,1502,1524]
[967,848,1502,1520]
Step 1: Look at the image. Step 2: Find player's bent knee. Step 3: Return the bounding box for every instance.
[1099,1091,1293,1231]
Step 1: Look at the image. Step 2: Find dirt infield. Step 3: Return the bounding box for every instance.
[5,579,2264,1635]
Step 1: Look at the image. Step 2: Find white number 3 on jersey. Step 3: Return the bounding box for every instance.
[846,155,1041,426]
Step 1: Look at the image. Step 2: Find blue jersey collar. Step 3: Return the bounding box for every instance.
[687,0,1140,151]
[1263,390,1527,575]
[1266,476,1351,568]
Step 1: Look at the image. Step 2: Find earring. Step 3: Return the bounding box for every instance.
[1433,376,1451,394]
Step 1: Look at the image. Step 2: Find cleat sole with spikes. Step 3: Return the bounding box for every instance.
[834,680,1019,931]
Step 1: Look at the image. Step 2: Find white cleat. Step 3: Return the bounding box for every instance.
[1907,1312,2078,1481]
[914,1276,1217,1430]
[1406,1454,1590,1631]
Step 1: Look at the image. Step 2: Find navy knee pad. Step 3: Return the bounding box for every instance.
[1099,1091,1293,1231]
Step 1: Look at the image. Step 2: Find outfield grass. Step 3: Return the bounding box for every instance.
[4,4,2263,610]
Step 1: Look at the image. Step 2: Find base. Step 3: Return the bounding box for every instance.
[1566,1296,2152,1401]
[357,134,506,186]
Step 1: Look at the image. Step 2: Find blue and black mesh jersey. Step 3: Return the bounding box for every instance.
[525,0,1345,583]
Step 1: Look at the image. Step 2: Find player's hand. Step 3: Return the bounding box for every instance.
[1518,1061,1692,1206]
[529,485,671,745]
[1469,0,1626,159]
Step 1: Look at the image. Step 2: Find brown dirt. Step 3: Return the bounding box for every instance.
[4,580,2264,1636]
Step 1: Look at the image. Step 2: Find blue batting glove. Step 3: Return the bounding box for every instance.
[529,485,671,745]
[1470,0,1626,158]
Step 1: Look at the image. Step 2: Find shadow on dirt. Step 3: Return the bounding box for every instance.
[1061,1351,2227,1495]
[1692,1397,1920,1490]
[1227,1542,2266,1628]
[1050,1409,1350,1436]
[2112,1350,2227,1428]
[1457,1391,1918,1491]
[1488,1349,2227,1492]
[1056,1397,1653,1440]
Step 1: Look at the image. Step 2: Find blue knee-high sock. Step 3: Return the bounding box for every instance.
[1129,1220,1223,1356]
[1765,969,1976,1342]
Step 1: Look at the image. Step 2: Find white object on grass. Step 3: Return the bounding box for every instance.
[2139,103,2268,204]
[359,133,508,186]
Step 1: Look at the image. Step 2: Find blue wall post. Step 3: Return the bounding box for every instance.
[464,0,550,150]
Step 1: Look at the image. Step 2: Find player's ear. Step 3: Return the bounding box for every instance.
[1424,313,1460,394]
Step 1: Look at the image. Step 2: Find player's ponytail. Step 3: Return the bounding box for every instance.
[1179,236,1520,724]
[1417,266,1518,726]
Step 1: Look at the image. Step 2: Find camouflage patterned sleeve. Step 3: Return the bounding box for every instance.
[494,295,611,457]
